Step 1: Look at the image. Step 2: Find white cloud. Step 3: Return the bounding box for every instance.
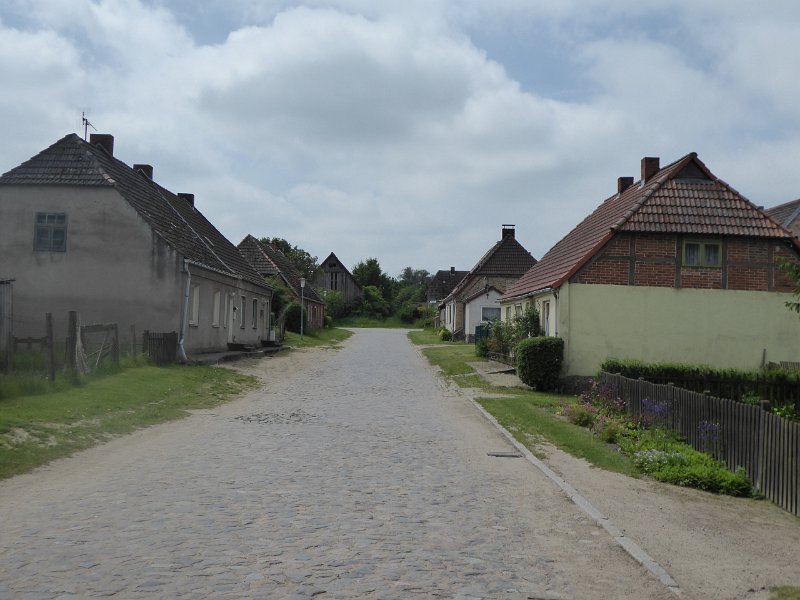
[1,0,800,276]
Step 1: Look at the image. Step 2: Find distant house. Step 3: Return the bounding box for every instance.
[314,252,362,303]
[766,199,800,238]
[440,225,536,342]
[238,235,325,329]
[0,133,273,357]
[501,153,800,376]
[428,267,468,328]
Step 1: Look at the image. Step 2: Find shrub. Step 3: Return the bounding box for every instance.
[284,302,302,333]
[475,338,489,357]
[516,337,564,391]
[563,401,597,427]
[324,314,333,328]
[437,327,453,341]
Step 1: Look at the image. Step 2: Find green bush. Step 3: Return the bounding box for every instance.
[437,327,453,341]
[324,314,333,328]
[516,337,564,391]
[284,302,302,333]
[475,338,489,357]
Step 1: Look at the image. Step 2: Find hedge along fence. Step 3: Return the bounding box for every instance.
[600,371,800,516]
[601,358,800,412]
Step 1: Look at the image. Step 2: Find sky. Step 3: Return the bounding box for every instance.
[2,0,800,278]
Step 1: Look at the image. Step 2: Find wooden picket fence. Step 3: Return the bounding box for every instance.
[600,372,799,516]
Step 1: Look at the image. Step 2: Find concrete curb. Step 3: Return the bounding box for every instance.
[469,398,683,597]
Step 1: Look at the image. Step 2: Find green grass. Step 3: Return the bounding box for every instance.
[478,395,639,475]
[422,345,478,376]
[283,327,353,348]
[407,329,460,345]
[419,342,637,475]
[334,315,412,328]
[0,364,258,479]
[771,587,800,600]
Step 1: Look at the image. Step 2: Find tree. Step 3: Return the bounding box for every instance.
[260,237,320,281]
[352,258,394,302]
[779,258,800,314]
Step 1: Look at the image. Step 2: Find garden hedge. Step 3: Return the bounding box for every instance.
[516,336,564,391]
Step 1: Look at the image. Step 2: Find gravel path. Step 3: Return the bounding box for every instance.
[0,329,674,599]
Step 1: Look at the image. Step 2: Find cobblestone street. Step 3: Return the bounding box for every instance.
[0,329,672,599]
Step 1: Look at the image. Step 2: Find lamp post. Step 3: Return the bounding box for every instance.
[300,277,306,340]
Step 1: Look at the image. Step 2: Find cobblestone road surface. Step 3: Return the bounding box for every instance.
[0,329,673,599]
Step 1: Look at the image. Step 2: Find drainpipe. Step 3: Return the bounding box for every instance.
[177,259,191,363]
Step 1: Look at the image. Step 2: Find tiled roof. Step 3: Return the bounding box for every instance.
[446,230,536,302]
[0,133,270,290]
[503,152,796,300]
[766,199,800,236]
[238,235,323,304]
[427,269,468,301]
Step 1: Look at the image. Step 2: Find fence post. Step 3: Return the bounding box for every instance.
[6,332,13,373]
[111,323,120,366]
[130,325,137,357]
[66,310,77,372]
[45,313,55,382]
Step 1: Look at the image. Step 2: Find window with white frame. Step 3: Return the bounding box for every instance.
[252,298,258,328]
[34,212,67,252]
[189,285,200,326]
[240,295,246,329]
[542,301,551,336]
[481,306,501,321]
[212,291,221,327]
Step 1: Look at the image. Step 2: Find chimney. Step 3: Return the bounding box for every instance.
[617,176,634,194]
[450,266,455,274]
[501,224,515,240]
[89,133,114,156]
[133,164,153,179]
[641,157,660,184]
[178,193,194,207]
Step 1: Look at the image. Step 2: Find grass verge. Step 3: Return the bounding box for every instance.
[419,342,638,475]
[771,587,800,600]
[0,364,258,479]
[283,328,353,348]
[334,315,425,328]
[407,329,460,345]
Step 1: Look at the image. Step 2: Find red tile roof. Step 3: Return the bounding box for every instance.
[503,153,796,300]
[445,229,536,302]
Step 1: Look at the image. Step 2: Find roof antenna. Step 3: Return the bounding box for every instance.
[82,111,96,140]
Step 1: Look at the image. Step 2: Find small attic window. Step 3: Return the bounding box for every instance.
[675,162,712,182]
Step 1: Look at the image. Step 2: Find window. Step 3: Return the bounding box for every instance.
[34,213,67,252]
[240,295,246,329]
[330,271,338,291]
[223,294,229,329]
[506,306,512,320]
[189,285,200,326]
[683,241,721,267]
[481,307,501,321]
[515,304,523,316]
[252,299,258,328]
[542,301,551,336]
[212,291,221,327]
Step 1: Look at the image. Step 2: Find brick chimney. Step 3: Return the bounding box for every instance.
[617,176,634,194]
[178,193,194,207]
[133,164,153,179]
[501,224,515,240]
[89,133,114,156]
[641,157,660,184]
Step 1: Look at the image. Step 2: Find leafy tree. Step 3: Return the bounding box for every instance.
[779,258,800,314]
[260,237,320,281]
[356,285,391,317]
[398,267,431,287]
[352,258,394,302]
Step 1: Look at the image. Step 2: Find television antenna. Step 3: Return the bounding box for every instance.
[81,111,96,140]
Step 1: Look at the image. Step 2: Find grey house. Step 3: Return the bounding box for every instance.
[0,133,273,357]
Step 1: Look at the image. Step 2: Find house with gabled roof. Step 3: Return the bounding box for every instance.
[428,267,468,328]
[238,235,325,329]
[766,199,800,238]
[314,252,362,304]
[441,225,536,342]
[0,133,273,358]
[501,153,800,376]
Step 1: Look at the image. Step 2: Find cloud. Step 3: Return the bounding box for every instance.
[1,0,799,276]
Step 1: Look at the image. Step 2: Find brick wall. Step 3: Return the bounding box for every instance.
[570,233,800,293]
